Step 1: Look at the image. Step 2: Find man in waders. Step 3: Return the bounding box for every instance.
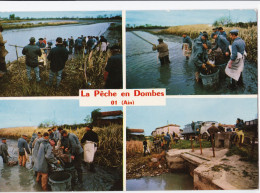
[226,29,246,89]
[61,130,84,188]
[209,32,230,63]
[0,25,8,77]
[18,134,30,167]
[35,132,60,191]
[104,45,122,89]
[0,138,9,163]
[22,37,42,82]
[182,33,192,59]
[81,124,99,172]
[152,38,170,65]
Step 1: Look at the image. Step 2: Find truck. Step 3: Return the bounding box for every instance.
[182,121,219,139]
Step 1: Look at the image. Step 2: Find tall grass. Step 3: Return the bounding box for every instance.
[157,24,257,63]
[0,124,123,168]
[126,140,143,155]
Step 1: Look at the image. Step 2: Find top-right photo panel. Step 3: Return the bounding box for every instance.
[126,10,257,95]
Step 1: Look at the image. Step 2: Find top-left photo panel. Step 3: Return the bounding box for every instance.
[0,11,122,97]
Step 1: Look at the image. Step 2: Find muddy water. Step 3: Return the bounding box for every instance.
[126,172,193,191]
[3,22,111,62]
[0,139,121,191]
[126,31,257,95]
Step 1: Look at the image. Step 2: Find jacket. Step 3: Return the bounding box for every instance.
[0,142,8,156]
[81,130,99,144]
[152,42,169,58]
[47,44,69,72]
[231,37,246,61]
[67,133,83,156]
[34,139,58,173]
[32,137,44,170]
[22,44,42,68]
[18,137,30,154]
[36,41,46,48]
[29,133,37,149]
[212,35,230,54]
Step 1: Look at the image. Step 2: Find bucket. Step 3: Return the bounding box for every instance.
[200,69,219,87]
[64,165,78,184]
[49,171,72,191]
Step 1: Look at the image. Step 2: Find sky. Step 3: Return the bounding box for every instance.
[127,98,258,136]
[0,100,122,128]
[0,11,122,19]
[126,10,257,26]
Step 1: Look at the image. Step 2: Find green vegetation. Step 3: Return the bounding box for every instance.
[226,145,258,162]
[211,164,234,172]
[126,24,169,31]
[172,139,212,149]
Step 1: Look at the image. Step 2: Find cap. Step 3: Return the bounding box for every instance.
[230,29,239,34]
[218,27,223,30]
[202,33,208,39]
[158,38,163,42]
[86,123,93,129]
[39,38,44,40]
[29,37,36,42]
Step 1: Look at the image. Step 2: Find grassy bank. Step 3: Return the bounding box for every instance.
[154,24,257,64]
[0,124,123,168]
[2,21,79,30]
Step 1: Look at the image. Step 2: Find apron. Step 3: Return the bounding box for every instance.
[83,141,97,163]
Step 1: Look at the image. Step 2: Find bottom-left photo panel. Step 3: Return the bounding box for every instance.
[0,99,123,191]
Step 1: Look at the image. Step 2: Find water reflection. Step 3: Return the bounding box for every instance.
[158,64,171,86]
[126,173,193,191]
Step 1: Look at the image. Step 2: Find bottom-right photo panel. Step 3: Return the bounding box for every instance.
[126,98,258,191]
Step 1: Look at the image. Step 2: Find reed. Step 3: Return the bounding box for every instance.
[157,24,257,63]
[126,140,143,155]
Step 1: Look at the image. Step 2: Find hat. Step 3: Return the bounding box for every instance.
[158,38,163,42]
[86,123,93,130]
[230,29,239,34]
[202,33,208,39]
[39,38,44,40]
[29,37,36,42]
[218,27,223,30]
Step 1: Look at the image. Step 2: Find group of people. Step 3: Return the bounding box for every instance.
[0,123,99,191]
[152,26,246,89]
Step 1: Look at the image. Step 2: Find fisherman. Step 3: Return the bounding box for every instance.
[207,123,219,144]
[218,27,227,38]
[47,37,69,88]
[0,138,9,163]
[212,27,220,35]
[0,25,8,77]
[182,33,192,59]
[81,123,99,172]
[32,132,43,175]
[61,130,84,187]
[164,133,171,152]
[22,37,42,82]
[190,33,215,81]
[18,134,30,167]
[152,38,170,65]
[35,132,60,191]
[104,45,122,89]
[100,35,108,52]
[47,41,53,55]
[209,32,230,63]
[226,29,246,89]
[52,127,59,142]
[235,118,245,146]
[29,131,38,152]
[87,36,95,53]
[36,38,46,48]
[63,38,68,49]
[69,36,74,54]
[75,37,83,54]
[218,123,225,133]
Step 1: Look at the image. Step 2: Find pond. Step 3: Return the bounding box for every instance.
[2,22,111,62]
[126,172,194,191]
[0,139,121,191]
[126,31,258,95]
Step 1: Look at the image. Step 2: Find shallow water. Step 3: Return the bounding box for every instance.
[126,31,258,95]
[126,172,194,191]
[3,22,111,62]
[0,139,121,191]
